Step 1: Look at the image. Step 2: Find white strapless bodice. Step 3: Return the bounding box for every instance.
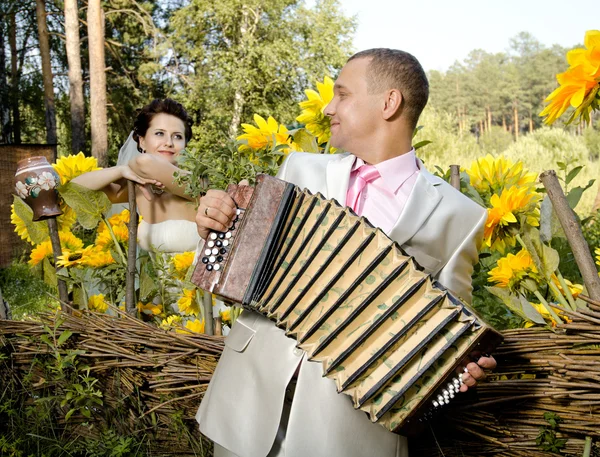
[138,219,200,253]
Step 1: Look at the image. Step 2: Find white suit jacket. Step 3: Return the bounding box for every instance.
[196,152,487,457]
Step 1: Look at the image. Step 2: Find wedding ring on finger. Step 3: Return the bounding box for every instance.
[204,207,210,217]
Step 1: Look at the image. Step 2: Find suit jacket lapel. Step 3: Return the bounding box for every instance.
[325,153,355,204]
[387,168,443,246]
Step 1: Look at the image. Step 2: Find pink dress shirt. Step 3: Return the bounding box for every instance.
[347,149,420,234]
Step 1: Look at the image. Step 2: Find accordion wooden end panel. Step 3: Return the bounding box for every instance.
[192,174,503,435]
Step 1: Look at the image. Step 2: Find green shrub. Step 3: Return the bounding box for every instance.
[478,126,514,155]
[0,259,58,319]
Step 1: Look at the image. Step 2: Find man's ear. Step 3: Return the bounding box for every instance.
[382,89,402,120]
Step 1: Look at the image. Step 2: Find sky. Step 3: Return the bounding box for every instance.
[335,0,598,72]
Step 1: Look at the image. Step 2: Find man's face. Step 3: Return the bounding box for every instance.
[324,58,381,153]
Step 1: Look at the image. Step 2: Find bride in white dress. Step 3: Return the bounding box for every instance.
[72,98,200,254]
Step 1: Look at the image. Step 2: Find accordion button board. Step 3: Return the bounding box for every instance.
[192,174,503,435]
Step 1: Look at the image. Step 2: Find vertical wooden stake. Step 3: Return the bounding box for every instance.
[126,181,138,316]
[450,164,461,190]
[203,291,214,336]
[47,217,69,308]
[539,170,600,301]
[214,316,223,336]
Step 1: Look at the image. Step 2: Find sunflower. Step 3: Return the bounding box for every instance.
[53,152,101,184]
[96,212,129,248]
[11,201,77,245]
[137,301,162,316]
[541,30,600,125]
[297,76,335,146]
[59,230,84,251]
[219,307,231,326]
[177,318,205,334]
[11,204,35,244]
[88,294,109,313]
[177,288,200,316]
[488,249,541,292]
[237,114,300,155]
[82,246,115,268]
[29,240,54,266]
[484,186,541,253]
[551,275,583,299]
[160,314,182,330]
[56,245,95,268]
[596,247,600,267]
[466,155,537,199]
[171,251,195,279]
[524,302,572,328]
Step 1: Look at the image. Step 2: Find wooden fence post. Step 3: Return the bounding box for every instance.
[539,170,600,301]
[126,181,138,316]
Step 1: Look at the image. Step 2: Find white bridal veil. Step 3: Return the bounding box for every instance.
[117,131,141,166]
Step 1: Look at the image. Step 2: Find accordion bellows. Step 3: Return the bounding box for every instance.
[193,174,502,434]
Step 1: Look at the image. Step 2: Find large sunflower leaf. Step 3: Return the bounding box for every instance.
[59,182,112,230]
[487,287,546,324]
[290,128,319,153]
[12,196,50,244]
[522,224,560,278]
[540,195,565,242]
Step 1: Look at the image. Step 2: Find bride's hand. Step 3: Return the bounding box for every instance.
[196,180,248,240]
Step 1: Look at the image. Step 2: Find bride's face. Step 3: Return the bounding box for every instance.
[139,113,186,163]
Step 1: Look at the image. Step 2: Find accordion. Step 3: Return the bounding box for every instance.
[192,174,502,435]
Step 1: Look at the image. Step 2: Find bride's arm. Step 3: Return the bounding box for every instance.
[128,154,194,201]
[70,165,158,203]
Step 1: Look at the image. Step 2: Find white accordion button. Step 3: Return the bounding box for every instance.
[204,249,211,256]
[213,264,220,271]
[207,241,215,248]
[210,233,217,240]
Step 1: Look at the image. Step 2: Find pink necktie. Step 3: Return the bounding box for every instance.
[346,164,380,214]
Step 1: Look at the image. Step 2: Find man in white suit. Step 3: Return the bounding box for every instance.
[195,49,496,457]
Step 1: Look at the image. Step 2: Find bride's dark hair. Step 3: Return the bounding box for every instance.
[132,98,193,152]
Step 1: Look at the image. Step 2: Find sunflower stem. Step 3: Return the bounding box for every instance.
[533,289,563,325]
[548,280,571,311]
[102,216,128,266]
[323,139,331,155]
[555,270,577,310]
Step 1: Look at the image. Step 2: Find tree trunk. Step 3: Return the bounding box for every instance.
[228,6,250,139]
[35,0,57,145]
[87,0,108,166]
[487,106,492,132]
[64,0,85,154]
[513,102,519,140]
[529,114,533,133]
[9,13,20,144]
[502,115,507,132]
[0,15,10,143]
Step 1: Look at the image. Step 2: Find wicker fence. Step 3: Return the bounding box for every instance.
[2,305,600,456]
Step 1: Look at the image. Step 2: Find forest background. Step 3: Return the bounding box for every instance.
[2,0,600,253]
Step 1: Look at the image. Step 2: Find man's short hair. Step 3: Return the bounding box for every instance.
[348,49,429,129]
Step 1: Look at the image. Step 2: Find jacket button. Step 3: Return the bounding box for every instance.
[293,348,303,357]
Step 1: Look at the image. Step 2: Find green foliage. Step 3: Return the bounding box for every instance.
[59,182,113,229]
[0,316,148,457]
[536,412,567,452]
[175,141,280,197]
[0,260,57,319]
[12,196,49,244]
[478,126,514,155]
[584,127,600,161]
[167,0,355,154]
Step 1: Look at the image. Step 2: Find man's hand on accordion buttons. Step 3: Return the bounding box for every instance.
[459,354,497,392]
[196,180,249,240]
